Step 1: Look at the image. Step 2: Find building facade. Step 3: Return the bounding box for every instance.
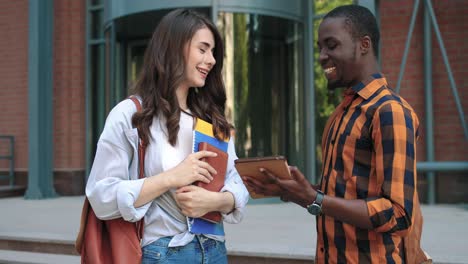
[0,0,467,203]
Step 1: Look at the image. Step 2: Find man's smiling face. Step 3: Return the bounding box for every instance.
[317,17,363,90]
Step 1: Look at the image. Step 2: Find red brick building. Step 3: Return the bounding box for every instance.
[379,0,468,202]
[0,0,466,202]
[0,1,86,195]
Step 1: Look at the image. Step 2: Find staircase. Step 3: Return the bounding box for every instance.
[0,196,315,264]
[0,250,311,264]
[0,235,309,264]
[0,236,80,264]
[0,196,81,264]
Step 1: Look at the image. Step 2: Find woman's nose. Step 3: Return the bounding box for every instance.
[206,51,216,66]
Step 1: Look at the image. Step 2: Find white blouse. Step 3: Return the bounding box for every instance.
[85,97,249,247]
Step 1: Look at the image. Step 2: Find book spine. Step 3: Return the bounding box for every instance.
[192,128,197,153]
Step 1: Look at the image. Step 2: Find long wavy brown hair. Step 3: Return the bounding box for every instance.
[131,9,230,146]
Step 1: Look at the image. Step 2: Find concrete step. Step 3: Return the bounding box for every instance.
[0,250,80,264]
[0,235,313,263]
[0,236,77,256]
[228,255,312,264]
[0,249,310,264]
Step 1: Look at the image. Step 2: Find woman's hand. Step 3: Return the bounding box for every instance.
[175,185,235,218]
[175,185,216,217]
[164,151,218,188]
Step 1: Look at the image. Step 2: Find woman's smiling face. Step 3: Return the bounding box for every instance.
[180,27,216,90]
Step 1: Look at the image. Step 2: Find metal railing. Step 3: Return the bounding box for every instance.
[0,135,15,186]
[395,0,468,204]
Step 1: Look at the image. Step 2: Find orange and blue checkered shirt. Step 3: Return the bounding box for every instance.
[316,73,425,263]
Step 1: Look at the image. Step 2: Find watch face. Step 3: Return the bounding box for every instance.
[307,204,321,215]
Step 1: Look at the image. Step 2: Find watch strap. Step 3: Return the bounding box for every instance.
[315,190,324,205]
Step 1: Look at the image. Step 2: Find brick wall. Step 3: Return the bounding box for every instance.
[0,1,86,194]
[380,0,468,203]
[52,0,86,194]
[53,1,86,170]
[0,1,29,172]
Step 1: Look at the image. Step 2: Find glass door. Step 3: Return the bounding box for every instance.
[126,41,147,90]
[218,12,305,170]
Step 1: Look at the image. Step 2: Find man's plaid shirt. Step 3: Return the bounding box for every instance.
[316,73,424,263]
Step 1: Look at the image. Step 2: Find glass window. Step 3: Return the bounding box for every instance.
[91,0,102,6]
[218,12,305,170]
[89,44,105,156]
[91,10,103,39]
[126,42,147,88]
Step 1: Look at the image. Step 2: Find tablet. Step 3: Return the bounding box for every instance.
[234,156,291,198]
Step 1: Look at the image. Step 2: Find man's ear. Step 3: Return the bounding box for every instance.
[360,36,371,55]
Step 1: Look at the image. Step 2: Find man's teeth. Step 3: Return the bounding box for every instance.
[324,67,336,74]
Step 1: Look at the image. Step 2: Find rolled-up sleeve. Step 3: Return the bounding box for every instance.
[367,102,418,236]
[220,139,249,223]
[116,178,151,222]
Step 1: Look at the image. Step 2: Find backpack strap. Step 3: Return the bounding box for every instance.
[129,95,146,180]
[129,95,146,240]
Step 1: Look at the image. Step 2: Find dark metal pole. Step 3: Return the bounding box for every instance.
[423,3,436,204]
[396,0,420,93]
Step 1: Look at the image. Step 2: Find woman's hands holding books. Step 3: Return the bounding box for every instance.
[175,186,234,217]
[135,151,220,208]
[165,151,218,188]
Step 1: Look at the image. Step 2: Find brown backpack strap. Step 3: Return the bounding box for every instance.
[129,95,146,239]
[129,95,142,112]
[129,95,146,180]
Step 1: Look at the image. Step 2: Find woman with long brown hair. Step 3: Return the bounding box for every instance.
[86,9,248,263]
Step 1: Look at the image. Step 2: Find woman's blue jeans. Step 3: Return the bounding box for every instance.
[141,235,228,264]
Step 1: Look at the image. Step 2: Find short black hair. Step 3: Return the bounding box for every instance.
[324,5,380,58]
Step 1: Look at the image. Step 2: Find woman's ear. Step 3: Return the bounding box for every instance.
[360,36,371,55]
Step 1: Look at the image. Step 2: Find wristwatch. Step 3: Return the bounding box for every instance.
[306,190,324,216]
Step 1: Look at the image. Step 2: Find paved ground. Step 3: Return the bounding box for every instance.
[0,196,467,263]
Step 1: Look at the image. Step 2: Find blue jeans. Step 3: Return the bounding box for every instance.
[141,236,228,264]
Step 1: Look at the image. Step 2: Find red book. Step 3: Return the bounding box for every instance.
[195,142,228,223]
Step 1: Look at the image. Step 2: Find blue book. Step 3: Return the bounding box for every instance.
[187,118,229,236]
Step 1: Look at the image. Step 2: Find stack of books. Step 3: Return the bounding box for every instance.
[188,118,229,236]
